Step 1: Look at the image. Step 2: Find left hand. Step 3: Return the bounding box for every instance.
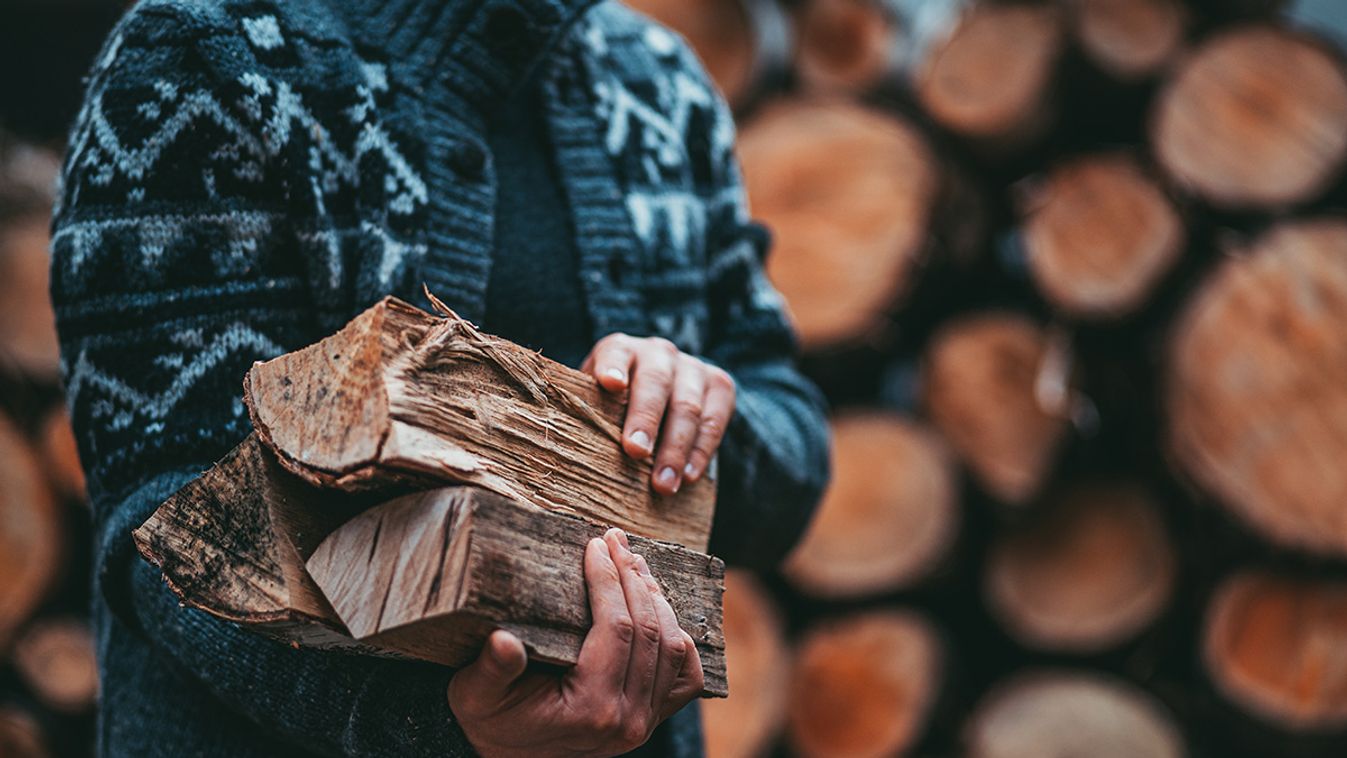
[582,334,736,496]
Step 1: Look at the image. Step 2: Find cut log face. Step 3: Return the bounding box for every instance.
[1073,0,1187,80]
[702,571,789,758]
[965,670,1186,758]
[245,296,714,552]
[0,217,62,379]
[1152,25,1347,209]
[923,314,1068,505]
[623,0,757,106]
[795,0,898,94]
[787,611,942,758]
[1204,570,1347,729]
[38,410,86,502]
[915,2,1063,142]
[0,707,48,758]
[737,98,937,350]
[985,486,1176,652]
[305,487,728,697]
[13,618,98,713]
[1020,154,1184,319]
[784,413,958,598]
[0,414,62,650]
[1168,219,1347,555]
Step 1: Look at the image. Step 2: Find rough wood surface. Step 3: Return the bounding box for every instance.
[1152,25,1347,209]
[1204,570,1347,729]
[245,296,714,552]
[1168,219,1347,555]
[1073,0,1186,80]
[305,487,728,697]
[0,414,61,650]
[794,0,898,94]
[737,98,937,349]
[923,313,1068,505]
[965,670,1185,758]
[1019,153,1184,318]
[12,618,98,713]
[985,485,1175,652]
[787,611,941,758]
[784,413,958,598]
[702,571,789,758]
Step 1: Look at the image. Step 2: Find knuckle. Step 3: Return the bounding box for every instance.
[663,630,688,660]
[621,719,651,750]
[589,703,623,735]
[609,614,637,645]
[698,417,724,437]
[648,337,678,356]
[708,367,735,391]
[637,617,663,645]
[671,398,704,419]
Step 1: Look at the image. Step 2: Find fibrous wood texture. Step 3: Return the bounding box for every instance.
[1203,570,1347,729]
[305,487,727,697]
[0,414,61,650]
[1072,0,1186,81]
[737,98,937,349]
[245,295,714,552]
[784,413,957,598]
[702,571,789,758]
[1168,219,1347,556]
[1152,25,1347,209]
[965,670,1185,758]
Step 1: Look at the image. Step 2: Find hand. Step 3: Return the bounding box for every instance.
[582,334,736,495]
[448,528,704,758]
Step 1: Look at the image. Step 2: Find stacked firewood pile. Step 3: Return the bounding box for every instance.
[625,0,1347,756]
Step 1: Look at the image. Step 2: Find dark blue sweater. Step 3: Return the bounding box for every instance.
[50,0,831,755]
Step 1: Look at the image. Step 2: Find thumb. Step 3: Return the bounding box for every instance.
[456,630,528,698]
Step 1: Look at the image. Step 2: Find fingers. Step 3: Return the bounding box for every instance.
[575,533,634,694]
[622,339,678,460]
[684,367,735,483]
[584,334,636,393]
[651,355,706,495]
[661,630,705,720]
[605,529,662,710]
[634,553,688,716]
[449,629,528,711]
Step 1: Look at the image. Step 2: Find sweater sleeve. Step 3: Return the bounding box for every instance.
[51,7,473,755]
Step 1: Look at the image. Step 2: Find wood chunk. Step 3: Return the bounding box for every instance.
[0,414,62,650]
[787,611,942,758]
[0,216,62,380]
[13,618,98,713]
[965,670,1185,758]
[1168,219,1347,555]
[1019,153,1184,319]
[244,296,714,552]
[1204,570,1347,729]
[0,707,49,758]
[305,487,728,697]
[923,314,1068,505]
[37,410,86,502]
[986,485,1175,652]
[1152,25,1347,209]
[737,98,938,350]
[1073,0,1187,81]
[784,413,958,598]
[703,571,789,758]
[795,0,899,94]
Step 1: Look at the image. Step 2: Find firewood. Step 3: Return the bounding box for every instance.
[784,413,958,598]
[985,485,1175,652]
[0,215,61,379]
[37,410,85,502]
[1018,153,1184,319]
[1203,570,1347,730]
[794,0,898,94]
[244,295,714,552]
[0,414,62,650]
[304,486,728,697]
[1151,25,1347,209]
[12,618,98,713]
[923,313,1068,505]
[702,571,789,758]
[737,98,937,350]
[913,2,1063,146]
[965,670,1185,758]
[787,611,941,758]
[0,707,48,758]
[1168,219,1347,555]
[1071,0,1186,81]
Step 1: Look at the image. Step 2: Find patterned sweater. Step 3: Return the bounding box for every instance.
[50,0,831,755]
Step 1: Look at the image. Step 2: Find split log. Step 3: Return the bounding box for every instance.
[1151,25,1347,209]
[913,2,1064,146]
[923,313,1068,505]
[737,98,938,350]
[0,414,62,649]
[1018,153,1184,319]
[985,485,1175,652]
[702,571,789,758]
[965,670,1185,758]
[784,413,958,598]
[305,487,728,697]
[37,410,86,502]
[787,610,941,758]
[1203,570,1347,730]
[0,707,48,758]
[1071,0,1186,81]
[245,295,714,552]
[793,0,899,94]
[1168,219,1347,555]
[0,216,61,379]
[12,618,98,713]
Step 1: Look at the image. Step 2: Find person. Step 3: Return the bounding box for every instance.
[49,0,830,755]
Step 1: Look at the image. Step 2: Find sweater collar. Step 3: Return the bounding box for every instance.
[334,0,602,114]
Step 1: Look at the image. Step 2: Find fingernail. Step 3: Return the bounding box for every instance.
[630,430,652,453]
[605,367,626,384]
[683,462,699,480]
[635,554,651,576]
[657,466,679,491]
[613,528,630,550]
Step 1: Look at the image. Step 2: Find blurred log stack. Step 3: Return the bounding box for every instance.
[626,0,1347,755]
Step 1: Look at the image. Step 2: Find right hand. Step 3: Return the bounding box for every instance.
[447,528,705,758]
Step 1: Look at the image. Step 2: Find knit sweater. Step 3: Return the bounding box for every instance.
[49,0,832,755]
